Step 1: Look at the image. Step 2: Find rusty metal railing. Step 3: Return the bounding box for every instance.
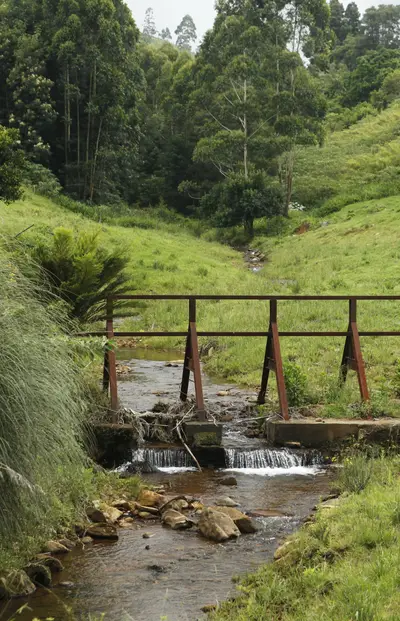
[81,295,400,421]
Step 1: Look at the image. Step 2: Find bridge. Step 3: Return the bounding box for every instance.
[81,294,400,422]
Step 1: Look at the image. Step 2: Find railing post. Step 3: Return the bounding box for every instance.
[180,297,206,420]
[106,297,119,418]
[340,298,369,402]
[258,300,289,420]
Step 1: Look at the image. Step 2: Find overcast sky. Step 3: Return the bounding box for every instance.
[126,0,400,45]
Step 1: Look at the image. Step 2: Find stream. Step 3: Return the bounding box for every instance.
[1,350,332,621]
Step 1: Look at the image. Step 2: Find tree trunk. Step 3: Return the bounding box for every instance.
[244,216,254,238]
[90,117,103,203]
[84,68,93,199]
[243,78,248,179]
[76,73,81,198]
[284,150,295,216]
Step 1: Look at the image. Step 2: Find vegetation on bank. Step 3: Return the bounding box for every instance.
[212,453,400,621]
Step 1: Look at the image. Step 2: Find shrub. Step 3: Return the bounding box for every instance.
[29,227,134,322]
[23,162,62,198]
[284,361,308,407]
[338,455,373,493]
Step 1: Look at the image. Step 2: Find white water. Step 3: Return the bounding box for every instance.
[124,446,322,476]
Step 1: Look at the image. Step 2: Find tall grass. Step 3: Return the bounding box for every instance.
[0,248,90,569]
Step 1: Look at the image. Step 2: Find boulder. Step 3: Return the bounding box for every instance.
[161,509,194,530]
[215,497,239,508]
[220,476,238,487]
[160,497,189,513]
[210,506,257,534]
[134,503,159,516]
[198,507,240,542]
[0,570,36,599]
[101,505,123,524]
[86,506,108,523]
[137,489,165,508]
[35,554,64,573]
[43,541,70,554]
[86,524,119,540]
[24,563,52,587]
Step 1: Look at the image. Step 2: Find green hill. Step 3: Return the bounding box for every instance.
[293,103,400,214]
[3,190,400,415]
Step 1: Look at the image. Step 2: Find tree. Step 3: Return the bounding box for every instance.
[160,27,172,41]
[0,126,25,203]
[363,5,400,50]
[143,7,157,41]
[344,2,360,36]
[342,48,400,106]
[329,0,346,42]
[175,15,197,51]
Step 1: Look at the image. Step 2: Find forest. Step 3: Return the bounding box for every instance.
[2,0,400,235]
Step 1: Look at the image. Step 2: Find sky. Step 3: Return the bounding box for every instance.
[126,0,400,45]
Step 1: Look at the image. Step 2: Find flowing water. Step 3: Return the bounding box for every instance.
[1,352,332,621]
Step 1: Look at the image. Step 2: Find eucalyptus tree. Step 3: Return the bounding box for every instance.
[175,15,197,51]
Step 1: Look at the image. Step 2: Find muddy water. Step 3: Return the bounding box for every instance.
[1,350,332,621]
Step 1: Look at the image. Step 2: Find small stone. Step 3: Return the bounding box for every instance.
[202,604,217,613]
[247,396,258,403]
[35,554,64,573]
[285,442,301,449]
[112,499,132,511]
[86,524,119,540]
[191,501,204,511]
[119,518,135,528]
[220,476,238,487]
[217,391,230,397]
[162,509,194,530]
[81,536,93,544]
[24,563,52,587]
[145,545,150,550]
[43,541,69,554]
[138,511,152,519]
[86,506,107,523]
[160,497,189,513]
[215,497,239,508]
[58,538,76,550]
[142,533,153,539]
[147,564,167,574]
[59,581,75,589]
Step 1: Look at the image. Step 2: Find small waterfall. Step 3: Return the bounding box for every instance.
[132,447,194,468]
[224,448,322,470]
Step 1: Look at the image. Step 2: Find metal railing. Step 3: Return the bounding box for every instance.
[83,295,400,421]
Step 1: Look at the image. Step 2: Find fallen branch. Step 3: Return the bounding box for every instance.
[176,422,202,473]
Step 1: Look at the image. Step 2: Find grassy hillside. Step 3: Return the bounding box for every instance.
[293,103,400,213]
[3,191,400,414]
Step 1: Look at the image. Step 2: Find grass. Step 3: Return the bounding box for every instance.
[3,190,400,413]
[293,102,400,212]
[211,454,400,621]
[0,248,91,571]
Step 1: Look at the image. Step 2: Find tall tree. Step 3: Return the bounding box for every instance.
[175,15,197,51]
[160,27,172,41]
[344,2,360,36]
[143,7,157,40]
[329,0,346,42]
